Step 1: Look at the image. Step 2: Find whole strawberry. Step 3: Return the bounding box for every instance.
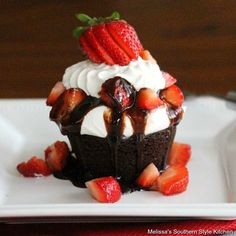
[73,12,143,66]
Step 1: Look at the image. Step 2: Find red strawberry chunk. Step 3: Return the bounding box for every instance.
[137,163,160,189]
[85,176,121,203]
[79,36,103,64]
[167,142,191,166]
[136,88,164,110]
[106,21,143,60]
[162,72,177,88]
[46,82,66,106]
[160,85,184,108]
[156,166,189,195]
[50,88,87,124]
[45,141,70,172]
[99,77,135,111]
[17,156,52,177]
[83,28,115,65]
[92,24,130,66]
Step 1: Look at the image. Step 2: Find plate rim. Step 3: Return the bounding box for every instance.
[0,203,236,218]
[1,97,236,220]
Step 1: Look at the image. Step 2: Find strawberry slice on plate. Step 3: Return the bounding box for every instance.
[17,156,52,177]
[85,176,121,203]
[136,88,164,110]
[46,81,66,106]
[136,163,160,189]
[155,165,189,195]
[45,141,70,172]
[160,84,184,108]
[167,142,191,166]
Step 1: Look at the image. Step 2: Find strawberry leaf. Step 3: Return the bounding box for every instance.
[73,12,121,39]
[73,26,86,38]
[97,17,105,23]
[76,13,92,23]
[110,11,120,20]
[88,17,97,26]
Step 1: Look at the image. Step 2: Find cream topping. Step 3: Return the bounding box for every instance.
[63,57,165,97]
[80,105,172,138]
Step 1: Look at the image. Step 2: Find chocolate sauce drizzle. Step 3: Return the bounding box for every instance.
[49,77,183,192]
[126,108,148,172]
[104,109,122,179]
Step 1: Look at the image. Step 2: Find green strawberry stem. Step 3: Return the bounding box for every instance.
[73,11,120,38]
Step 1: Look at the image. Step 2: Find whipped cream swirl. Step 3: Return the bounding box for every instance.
[63,57,165,97]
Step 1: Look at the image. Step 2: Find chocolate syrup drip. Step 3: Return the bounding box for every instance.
[60,96,101,134]
[53,153,86,188]
[126,108,148,172]
[101,77,136,181]
[104,109,124,179]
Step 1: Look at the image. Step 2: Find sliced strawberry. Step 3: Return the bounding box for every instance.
[92,24,130,66]
[50,88,87,124]
[160,85,184,107]
[136,88,164,110]
[85,176,121,203]
[17,156,52,177]
[83,28,115,65]
[136,163,160,189]
[45,141,70,172]
[79,36,103,63]
[167,142,191,166]
[74,13,143,65]
[106,20,143,60]
[99,77,135,111]
[140,50,156,64]
[155,166,189,196]
[46,82,66,106]
[162,72,177,88]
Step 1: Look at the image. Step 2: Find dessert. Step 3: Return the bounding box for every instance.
[49,12,184,187]
[17,12,191,203]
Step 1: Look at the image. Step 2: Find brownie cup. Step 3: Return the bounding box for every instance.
[66,125,176,189]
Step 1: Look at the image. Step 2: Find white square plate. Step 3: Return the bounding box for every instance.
[0,96,236,220]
